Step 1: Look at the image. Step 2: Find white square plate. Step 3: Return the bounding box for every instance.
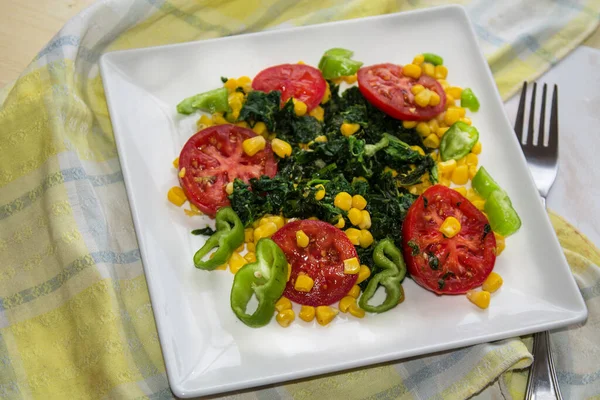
[100,5,587,398]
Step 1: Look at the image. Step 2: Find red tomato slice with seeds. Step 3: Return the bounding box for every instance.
[178,124,277,217]
[357,63,446,121]
[402,185,496,294]
[252,64,327,111]
[271,220,358,306]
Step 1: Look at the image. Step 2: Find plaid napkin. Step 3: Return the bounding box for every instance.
[1,1,599,399]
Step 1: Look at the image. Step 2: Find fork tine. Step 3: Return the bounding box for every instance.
[548,84,558,153]
[538,83,547,146]
[526,82,537,146]
[515,81,527,143]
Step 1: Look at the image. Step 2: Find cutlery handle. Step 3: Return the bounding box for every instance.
[525,326,563,399]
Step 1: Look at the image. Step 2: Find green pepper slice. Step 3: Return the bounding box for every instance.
[461,88,480,112]
[318,48,363,80]
[230,238,288,327]
[193,207,244,270]
[472,167,502,199]
[358,238,407,313]
[439,121,479,161]
[484,189,522,237]
[423,53,444,66]
[177,87,229,115]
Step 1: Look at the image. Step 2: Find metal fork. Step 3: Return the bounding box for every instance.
[514,81,562,400]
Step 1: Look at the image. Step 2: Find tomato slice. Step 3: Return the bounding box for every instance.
[271,220,358,306]
[178,124,277,217]
[357,63,446,121]
[402,185,496,294]
[252,64,327,111]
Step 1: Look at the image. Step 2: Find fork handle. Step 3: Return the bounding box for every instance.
[526,331,563,399]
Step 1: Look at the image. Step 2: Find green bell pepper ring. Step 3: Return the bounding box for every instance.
[461,88,480,112]
[177,87,229,115]
[484,189,522,237]
[193,207,244,270]
[423,53,444,66]
[472,167,502,199]
[230,238,288,327]
[358,238,407,313]
[439,121,480,161]
[318,48,363,80]
[318,48,354,69]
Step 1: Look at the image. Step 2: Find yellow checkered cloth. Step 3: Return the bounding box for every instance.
[1,1,600,399]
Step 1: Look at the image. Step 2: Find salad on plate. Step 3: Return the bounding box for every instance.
[167,49,521,328]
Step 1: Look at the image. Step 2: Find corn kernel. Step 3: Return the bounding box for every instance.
[236,121,249,129]
[467,188,484,202]
[451,165,469,185]
[468,165,478,180]
[347,208,363,226]
[445,94,456,108]
[437,127,449,138]
[471,141,482,154]
[167,186,187,207]
[456,157,467,167]
[413,54,425,65]
[384,166,398,177]
[359,230,374,248]
[315,135,328,143]
[430,151,439,161]
[224,78,238,92]
[339,296,356,313]
[237,75,251,85]
[224,182,234,195]
[334,216,346,229]
[410,145,426,156]
[316,306,338,326]
[236,243,245,252]
[472,200,486,210]
[229,252,247,274]
[439,177,451,187]
[446,86,463,99]
[422,62,435,76]
[351,195,367,210]
[423,134,440,149]
[315,184,326,200]
[437,79,450,90]
[334,192,353,211]
[348,285,361,298]
[243,136,266,156]
[287,263,292,281]
[411,84,425,95]
[482,272,503,293]
[495,233,506,255]
[403,64,422,79]
[444,108,461,126]
[414,89,432,107]
[453,107,467,117]
[343,74,358,84]
[357,265,371,284]
[244,228,253,243]
[358,210,371,229]
[322,83,331,104]
[466,290,491,309]
[349,302,366,318]
[296,230,310,248]
[295,273,315,292]
[244,252,256,263]
[434,65,448,79]
[276,309,295,327]
[454,187,467,196]
[438,159,457,174]
[440,216,461,238]
[271,138,292,158]
[252,121,267,136]
[275,296,292,312]
[416,122,431,137]
[253,221,278,242]
[178,167,186,178]
[429,91,441,106]
[465,153,479,167]
[212,113,228,125]
[403,120,418,129]
[461,117,472,125]
[172,157,179,169]
[340,122,360,137]
[345,228,361,245]
[309,106,325,122]
[299,305,315,322]
[293,98,308,116]
[343,257,360,274]
[198,114,213,128]
[246,242,255,252]
[260,215,285,229]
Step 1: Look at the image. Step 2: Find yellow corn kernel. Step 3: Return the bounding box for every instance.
[416,122,431,137]
[178,167,186,178]
[172,157,179,169]
[236,121,249,129]
[438,159,457,174]
[422,62,435,77]
[296,230,310,248]
[321,83,331,104]
[440,216,461,238]
[315,135,328,143]
[309,106,325,122]
[225,181,234,195]
[403,120,418,129]
[228,91,244,110]
[252,121,267,136]
[224,78,238,92]
[349,302,366,318]
[456,157,467,167]
[316,306,338,326]
[471,141,482,154]
[434,65,448,79]
[260,215,285,229]
[403,64,422,79]
[465,153,479,167]
[439,177,451,187]
[468,165,478,180]
[244,228,254,243]
[411,84,425,95]
[454,187,467,197]
[287,263,292,281]
[314,184,326,200]
[444,107,461,126]
[466,290,491,309]
[461,117,472,125]
[359,230,374,248]
[295,273,314,292]
[351,194,367,210]
[334,192,353,211]
[495,233,506,255]
[446,86,463,99]
[345,228,361,245]
[275,296,292,312]
[384,166,398,177]
[236,243,245,252]
[445,94,456,108]
[246,242,255,252]
[299,305,315,322]
[472,200,486,210]
[347,208,363,226]
[414,89,432,107]
[198,114,213,128]
[167,186,187,207]
[437,127,449,138]
[343,74,358,84]
[334,216,346,229]
[357,265,371,284]
[340,122,360,137]
[482,272,503,293]
[215,263,227,271]
[271,138,292,158]
[451,165,469,185]
[343,257,360,274]
[243,135,266,156]
[339,296,356,313]
[452,106,467,117]
[276,309,295,327]
[228,252,247,274]
[413,54,425,65]
[253,221,278,242]
[437,79,450,90]
[348,285,361,298]
[423,134,440,149]
[293,98,308,116]
[244,252,257,263]
[237,75,251,85]
[467,188,484,202]
[212,113,228,125]
[429,91,441,106]
[410,145,426,156]
[358,210,371,229]
[429,151,439,162]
